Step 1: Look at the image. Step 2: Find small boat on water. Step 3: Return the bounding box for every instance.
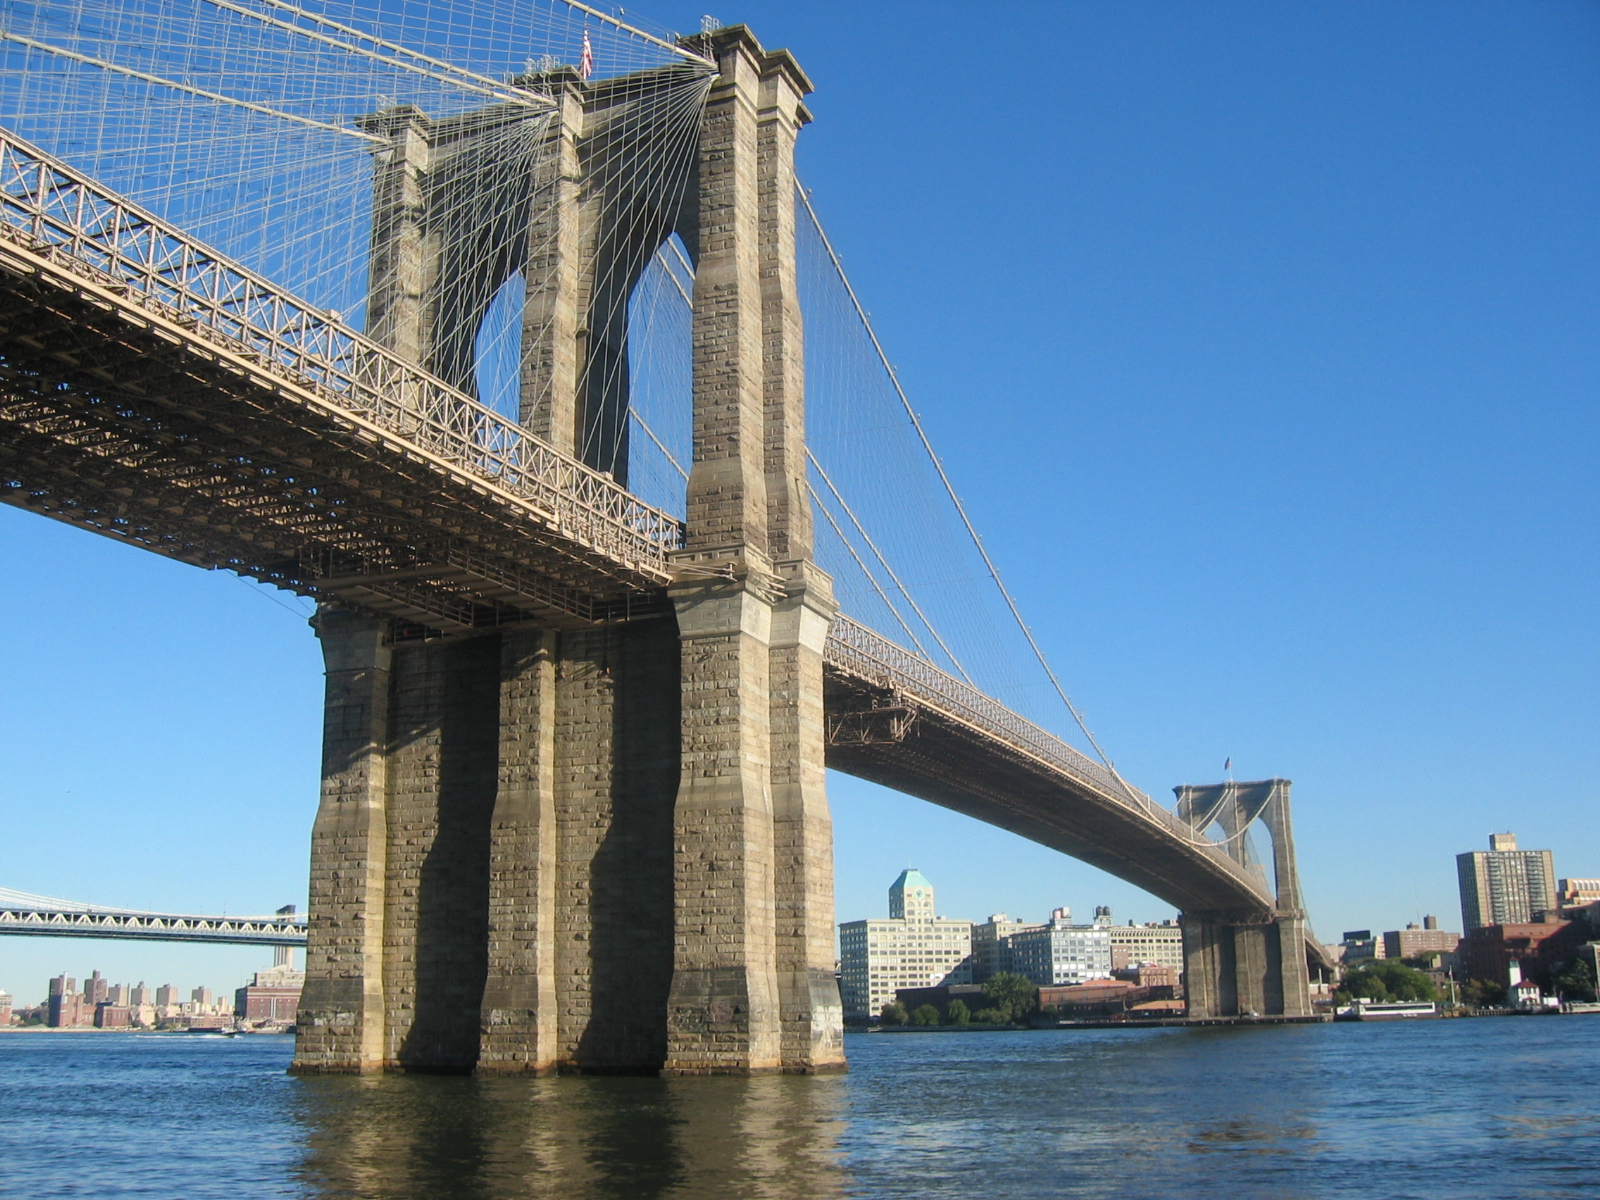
[1335,999,1438,1021]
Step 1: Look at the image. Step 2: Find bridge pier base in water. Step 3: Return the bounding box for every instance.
[1180,912,1313,1019]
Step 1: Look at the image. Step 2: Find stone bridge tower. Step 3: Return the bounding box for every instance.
[291,26,842,1076]
[1174,779,1313,1018]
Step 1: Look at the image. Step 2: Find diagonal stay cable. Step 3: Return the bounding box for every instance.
[630,406,688,482]
[808,482,938,662]
[197,0,546,108]
[797,183,1149,805]
[0,30,384,142]
[806,447,975,685]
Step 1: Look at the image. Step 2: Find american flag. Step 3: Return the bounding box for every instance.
[579,30,594,80]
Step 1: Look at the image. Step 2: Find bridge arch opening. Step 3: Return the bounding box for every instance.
[624,232,694,520]
[474,270,527,421]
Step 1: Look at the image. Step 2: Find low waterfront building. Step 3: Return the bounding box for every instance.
[235,963,304,1023]
[1459,919,1577,990]
[94,1004,131,1029]
[1040,978,1174,1018]
[1383,917,1460,961]
[892,983,986,1021]
[1006,908,1113,986]
[1113,963,1176,989]
[839,870,973,1020]
[1340,930,1382,962]
[1559,879,1600,915]
[1107,919,1184,972]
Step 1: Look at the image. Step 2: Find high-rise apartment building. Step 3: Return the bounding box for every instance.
[838,870,972,1020]
[129,982,153,1007]
[83,971,108,1006]
[1006,908,1113,986]
[47,975,87,1028]
[155,984,180,1009]
[1457,833,1557,929]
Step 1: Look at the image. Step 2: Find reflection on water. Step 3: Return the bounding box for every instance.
[294,1072,849,1200]
[0,1018,1595,1199]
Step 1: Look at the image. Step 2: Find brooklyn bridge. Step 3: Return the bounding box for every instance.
[0,1,1329,1073]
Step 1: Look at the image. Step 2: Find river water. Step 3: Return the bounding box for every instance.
[0,1019,1592,1198]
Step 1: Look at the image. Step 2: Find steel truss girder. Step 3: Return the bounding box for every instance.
[0,273,663,631]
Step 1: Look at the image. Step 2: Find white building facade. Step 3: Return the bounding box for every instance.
[1005,908,1113,986]
[839,870,972,1020]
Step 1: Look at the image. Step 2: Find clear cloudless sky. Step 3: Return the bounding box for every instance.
[1,1,1595,1002]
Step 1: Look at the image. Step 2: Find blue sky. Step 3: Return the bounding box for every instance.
[2,1,1596,1001]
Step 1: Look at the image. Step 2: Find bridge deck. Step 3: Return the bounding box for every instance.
[823,618,1280,917]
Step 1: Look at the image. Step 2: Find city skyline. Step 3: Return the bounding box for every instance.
[2,0,1596,991]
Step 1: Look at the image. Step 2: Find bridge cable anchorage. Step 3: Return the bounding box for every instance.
[0,30,385,144]
[795,184,1153,809]
[520,61,710,476]
[1174,783,1278,853]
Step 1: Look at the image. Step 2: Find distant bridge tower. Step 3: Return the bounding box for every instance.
[291,26,840,1076]
[1174,779,1312,1018]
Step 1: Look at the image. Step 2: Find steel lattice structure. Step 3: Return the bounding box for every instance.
[0,898,307,947]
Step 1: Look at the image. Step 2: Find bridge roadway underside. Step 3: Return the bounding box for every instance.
[0,254,665,632]
[823,674,1273,919]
